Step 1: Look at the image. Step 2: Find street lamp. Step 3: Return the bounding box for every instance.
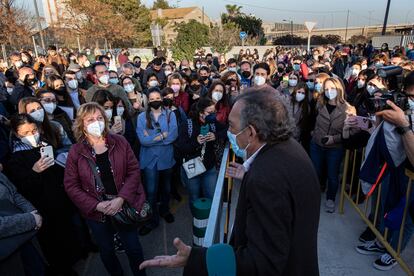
[283,19,294,46]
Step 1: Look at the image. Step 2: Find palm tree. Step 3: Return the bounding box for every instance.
[225,4,242,17]
[221,4,242,25]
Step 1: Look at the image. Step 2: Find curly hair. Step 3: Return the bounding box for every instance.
[236,89,294,144]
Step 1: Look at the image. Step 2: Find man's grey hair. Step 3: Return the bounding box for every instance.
[236,88,294,144]
[122,62,134,72]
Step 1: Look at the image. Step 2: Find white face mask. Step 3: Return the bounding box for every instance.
[149,80,158,87]
[254,75,266,86]
[30,109,45,122]
[361,64,368,70]
[6,87,13,95]
[84,60,91,67]
[75,71,83,80]
[20,133,40,147]
[295,93,305,102]
[351,69,360,76]
[104,109,112,120]
[99,74,109,85]
[366,84,377,95]
[408,98,414,111]
[228,67,237,72]
[288,79,298,87]
[67,79,78,90]
[357,80,365,89]
[124,84,135,93]
[86,120,105,137]
[165,70,172,76]
[43,102,56,115]
[117,107,125,116]
[212,91,223,102]
[14,60,23,68]
[325,89,337,100]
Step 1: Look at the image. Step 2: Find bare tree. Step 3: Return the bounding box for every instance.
[209,23,240,54]
[0,0,37,49]
[60,0,135,47]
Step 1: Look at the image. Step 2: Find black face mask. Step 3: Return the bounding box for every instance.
[205,113,217,123]
[54,87,66,95]
[241,71,251,78]
[163,98,173,107]
[24,76,37,87]
[207,60,213,65]
[135,61,141,68]
[190,84,200,91]
[149,100,162,110]
[277,67,284,73]
[199,76,209,82]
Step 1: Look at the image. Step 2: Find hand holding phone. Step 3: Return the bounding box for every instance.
[40,145,54,161]
[354,116,371,130]
[114,116,122,125]
[200,125,209,136]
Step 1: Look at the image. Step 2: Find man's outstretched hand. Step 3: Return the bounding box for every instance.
[139,238,191,270]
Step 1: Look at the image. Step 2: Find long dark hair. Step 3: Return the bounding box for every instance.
[291,82,309,115]
[91,89,115,107]
[10,114,39,142]
[17,97,59,148]
[207,81,230,107]
[113,96,130,120]
[145,88,163,129]
[45,74,75,107]
[189,97,214,122]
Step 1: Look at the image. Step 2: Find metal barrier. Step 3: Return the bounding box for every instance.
[338,148,414,275]
[203,144,241,248]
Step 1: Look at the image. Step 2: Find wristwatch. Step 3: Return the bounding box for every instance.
[396,125,412,135]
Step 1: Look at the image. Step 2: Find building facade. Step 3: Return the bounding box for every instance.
[150,7,211,45]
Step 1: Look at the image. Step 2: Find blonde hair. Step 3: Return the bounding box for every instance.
[73,102,109,142]
[319,77,346,106]
[315,73,330,84]
[167,73,183,87]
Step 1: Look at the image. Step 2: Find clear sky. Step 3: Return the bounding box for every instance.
[143,0,414,28]
[22,0,414,29]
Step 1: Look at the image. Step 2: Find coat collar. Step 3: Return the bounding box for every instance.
[319,102,347,121]
[78,133,116,158]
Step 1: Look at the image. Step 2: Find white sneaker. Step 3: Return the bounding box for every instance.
[325,199,335,213]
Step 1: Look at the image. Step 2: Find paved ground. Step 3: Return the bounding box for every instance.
[76,191,414,276]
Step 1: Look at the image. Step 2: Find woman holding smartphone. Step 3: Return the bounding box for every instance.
[5,114,81,275]
[310,77,355,213]
[176,97,226,213]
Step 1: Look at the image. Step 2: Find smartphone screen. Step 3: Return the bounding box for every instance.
[200,125,209,136]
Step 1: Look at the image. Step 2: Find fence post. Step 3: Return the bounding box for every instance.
[32,36,38,58]
[339,150,350,214]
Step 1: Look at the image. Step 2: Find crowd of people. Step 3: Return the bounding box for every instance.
[0,40,414,275]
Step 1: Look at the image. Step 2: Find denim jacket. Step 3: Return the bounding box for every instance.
[136,109,178,170]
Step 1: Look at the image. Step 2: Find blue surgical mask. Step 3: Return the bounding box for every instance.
[293,64,300,71]
[227,128,250,160]
[315,83,322,92]
[306,81,315,90]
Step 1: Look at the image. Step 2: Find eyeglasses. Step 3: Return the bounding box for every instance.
[41,98,57,103]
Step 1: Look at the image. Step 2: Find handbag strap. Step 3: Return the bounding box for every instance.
[200,142,206,161]
[86,158,105,193]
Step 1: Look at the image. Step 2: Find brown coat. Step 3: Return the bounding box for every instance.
[312,102,355,148]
